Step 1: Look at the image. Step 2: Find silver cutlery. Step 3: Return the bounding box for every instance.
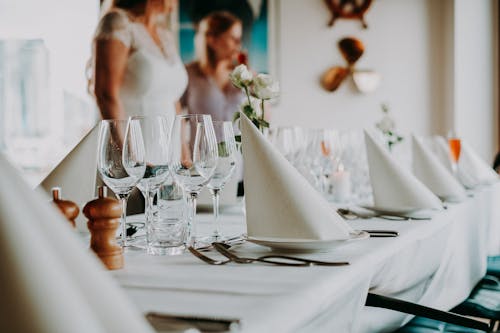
[194,234,247,252]
[213,243,350,266]
[188,246,232,265]
[363,230,399,237]
[337,208,430,221]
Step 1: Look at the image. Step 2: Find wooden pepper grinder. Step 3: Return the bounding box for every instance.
[83,186,123,270]
[51,187,79,228]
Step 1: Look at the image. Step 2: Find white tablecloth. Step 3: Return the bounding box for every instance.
[113,183,500,332]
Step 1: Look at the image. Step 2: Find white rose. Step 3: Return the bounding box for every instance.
[239,96,262,118]
[230,64,253,89]
[376,115,395,132]
[252,73,279,100]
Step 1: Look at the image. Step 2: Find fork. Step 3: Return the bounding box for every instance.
[188,246,231,265]
[213,243,350,266]
[189,245,307,266]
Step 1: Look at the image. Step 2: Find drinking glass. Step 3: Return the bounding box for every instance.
[130,115,171,254]
[152,180,187,255]
[169,114,217,245]
[269,127,296,163]
[448,131,461,176]
[206,121,238,241]
[97,119,145,249]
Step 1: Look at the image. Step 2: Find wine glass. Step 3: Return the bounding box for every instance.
[206,121,238,241]
[130,115,171,254]
[448,130,461,176]
[97,119,145,249]
[169,114,217,246]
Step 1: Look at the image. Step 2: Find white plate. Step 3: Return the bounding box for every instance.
[247,230,369,252]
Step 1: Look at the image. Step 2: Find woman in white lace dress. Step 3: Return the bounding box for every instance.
[92,0,187,121]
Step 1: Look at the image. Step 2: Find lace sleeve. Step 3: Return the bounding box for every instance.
[94,10,132,48]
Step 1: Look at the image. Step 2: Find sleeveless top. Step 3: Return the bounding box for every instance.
[93,9,187,123]
[180,62,245,122]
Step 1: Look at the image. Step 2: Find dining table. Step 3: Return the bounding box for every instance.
[111,182,500,333]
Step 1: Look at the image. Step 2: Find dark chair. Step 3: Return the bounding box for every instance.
[452,276,500,329]
[365,293,496,332]
[487,256,500,278]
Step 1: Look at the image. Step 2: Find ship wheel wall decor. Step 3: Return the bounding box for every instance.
[324,0,373,29]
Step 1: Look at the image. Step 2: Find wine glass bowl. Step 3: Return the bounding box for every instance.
[447,131,461,176]
[170,114,217,245]
[206,121,238,241]
[448,138,461,163]
[130,115,171,254]
[97,119,145,249]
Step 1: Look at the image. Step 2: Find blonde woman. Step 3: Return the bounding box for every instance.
[92,0,187,121]
[181,11,245,121]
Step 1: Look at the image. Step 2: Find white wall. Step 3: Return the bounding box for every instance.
[271,0,498,161]
[453,0,497,160]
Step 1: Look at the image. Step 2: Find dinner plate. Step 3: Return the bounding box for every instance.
[247,230,369,252]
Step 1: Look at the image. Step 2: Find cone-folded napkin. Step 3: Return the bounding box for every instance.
[0,153,154,333]
[241,115,352,240]
[39,124,100,230]
[433,136,498,188]
[412,135,466,202]
[364,131,442,211]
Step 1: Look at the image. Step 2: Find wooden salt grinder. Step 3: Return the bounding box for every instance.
[51,187,79,228]
[83,186,124,270]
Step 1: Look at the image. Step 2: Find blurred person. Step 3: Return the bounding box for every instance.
[181,11,246,121]
[91,0,187,121]
[90,0,188,215]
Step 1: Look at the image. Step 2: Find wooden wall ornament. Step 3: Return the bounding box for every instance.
[324,0,373,29]
[321,37,381,93]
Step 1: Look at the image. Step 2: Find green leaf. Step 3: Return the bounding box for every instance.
[257,118,270,129]
[234,135,241,143]
[233,111,241,122]
[243,105,254,118]
[217,142,230,157]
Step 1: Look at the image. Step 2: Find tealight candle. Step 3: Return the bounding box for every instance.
[332,164,351,202]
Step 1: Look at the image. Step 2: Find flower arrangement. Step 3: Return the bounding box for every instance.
[375,103,404,151]
[230,64,279,141]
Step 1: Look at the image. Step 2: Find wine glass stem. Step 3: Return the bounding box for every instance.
[451,162,458,176]
[119,195,128,247]
[211,188,221,239]
[145,190,155,246]
[187,192,198,246]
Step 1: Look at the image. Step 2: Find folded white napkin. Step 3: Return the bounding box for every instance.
[412,135,466,202]
[364,131,442,211]
[240,114,352,240]
[432,136,498,188]
[460,141,498,185]
[0,153,154,333]
[39,124,100,230]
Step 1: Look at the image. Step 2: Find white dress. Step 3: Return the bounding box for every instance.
[93,9,187,123]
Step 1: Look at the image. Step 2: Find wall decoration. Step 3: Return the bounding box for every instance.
[321,37,380,93]
[324,0,373,29]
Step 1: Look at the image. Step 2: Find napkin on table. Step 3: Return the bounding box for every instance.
[240,114,353,240]
[412,135,466,202]
[39,124,100,230]
[432,136,498,188]
[0,153,154,333]
[364,131,442,211]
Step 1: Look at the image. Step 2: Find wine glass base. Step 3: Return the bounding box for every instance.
[118,235,147,253]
